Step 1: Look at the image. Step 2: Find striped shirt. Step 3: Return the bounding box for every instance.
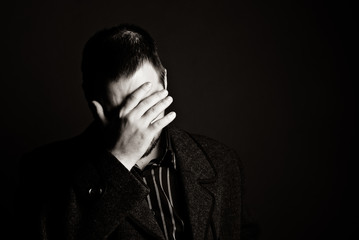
[132,130,185,240]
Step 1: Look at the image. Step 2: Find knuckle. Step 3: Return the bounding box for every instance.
[141,98,152,107]
[154,94,163,103]
[124,113,135,122]
[140,85,150,94]
[159,98,171,109]
[133,120,142,129]
[119,109,125,118]
[147,107,157,115]
[152,121,161,129]
[156,90,167,98]
[128,94,137,102]
[145,94,161,106]
[162,99,169,107]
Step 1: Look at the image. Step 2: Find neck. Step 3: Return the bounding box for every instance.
[136,137,163,170]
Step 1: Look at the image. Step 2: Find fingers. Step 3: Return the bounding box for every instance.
[91,100,108,125]
[119,82,152,117]
[134,89,168,118]
[142,95,173,125]
[163,69,168,89]
[150,111,176,131]
[110,81,174,130]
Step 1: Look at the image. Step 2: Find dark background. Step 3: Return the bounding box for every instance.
[1,0,355,239]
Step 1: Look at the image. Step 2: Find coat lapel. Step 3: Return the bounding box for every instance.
[169,127,218,240]
[127,198,166,240]
[74,124,218,239]
[74,159,165,240]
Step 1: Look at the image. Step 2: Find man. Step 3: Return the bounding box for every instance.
[15,24,257,239]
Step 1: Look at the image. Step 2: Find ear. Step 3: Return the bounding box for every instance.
[90,100,108,126]
[163,69,168,90]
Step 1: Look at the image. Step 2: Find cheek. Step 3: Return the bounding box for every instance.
[102,96,126,120]
[105,81,130,107]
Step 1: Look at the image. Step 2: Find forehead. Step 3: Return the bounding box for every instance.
[105,61,163,107]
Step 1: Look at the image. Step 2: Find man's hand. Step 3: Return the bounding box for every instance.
[91,82,176,170]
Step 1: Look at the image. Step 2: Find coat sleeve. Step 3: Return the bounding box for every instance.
[72,151,149,239]
[14,147,149,240]
[218,149,260,239]
[231,150,261,240]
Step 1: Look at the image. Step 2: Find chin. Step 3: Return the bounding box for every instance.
[141,135,160,159]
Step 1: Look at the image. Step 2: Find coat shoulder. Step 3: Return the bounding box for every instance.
[169,126,240,166]
[18,135,85,188]
[190,133,241,167]
[189,133,232,154]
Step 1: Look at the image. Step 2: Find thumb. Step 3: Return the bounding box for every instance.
[91,100,108,126]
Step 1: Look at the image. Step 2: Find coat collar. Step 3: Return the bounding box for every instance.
[168,126,218,240]
[129,126,219,240]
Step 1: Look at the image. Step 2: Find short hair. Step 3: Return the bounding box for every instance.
[81,24,165,102]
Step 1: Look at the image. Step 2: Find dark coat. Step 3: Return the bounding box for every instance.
[15,125,257,240]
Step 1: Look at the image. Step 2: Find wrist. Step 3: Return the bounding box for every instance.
[109,150,137,171]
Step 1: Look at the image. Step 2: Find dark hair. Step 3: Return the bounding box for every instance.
[81,24,164,102]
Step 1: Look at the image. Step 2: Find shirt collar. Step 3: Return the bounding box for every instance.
[136,128,176,171]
